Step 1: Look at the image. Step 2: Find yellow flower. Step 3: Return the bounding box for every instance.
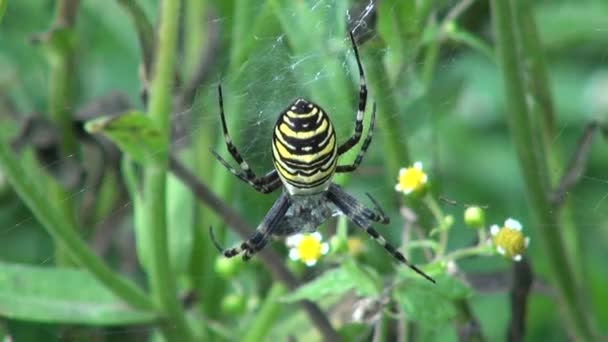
[286,232,330,266]
[347,237,365,256]
[490,218,530,262]
[395,161,428,195]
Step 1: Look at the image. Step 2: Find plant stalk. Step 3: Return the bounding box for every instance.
[490,1,597,340]
[143,0,193,340]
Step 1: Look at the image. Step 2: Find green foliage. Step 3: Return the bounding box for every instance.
[393,274,472,328]
[281,259,381,303]
[85,112,167,165]
[0,262,157,325]
[0,0,7,24]
[0,0,607,341]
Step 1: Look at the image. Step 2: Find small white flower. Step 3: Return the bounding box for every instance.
[286,232,329,266]
[491,218,530,262]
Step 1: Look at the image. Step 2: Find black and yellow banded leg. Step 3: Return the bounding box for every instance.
[210,194,291,260]
[211,149,281,193]
[215,84,281,193]
[327,185,435,283]
[336,102,376,173]
[337,31,368,156]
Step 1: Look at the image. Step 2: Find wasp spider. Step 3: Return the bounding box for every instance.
[210,32,434,283]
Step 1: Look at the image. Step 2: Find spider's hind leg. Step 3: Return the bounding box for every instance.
[327,184,435,283]
[209,226,248,258]
[209,193,292,261]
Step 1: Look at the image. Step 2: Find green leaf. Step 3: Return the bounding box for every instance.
[393,274,472,328]
[280,260,382,303]
[279,268,355,303]
[0,262,157,325]
[85,111,167,165]
[338,323,371,342]
[343,259,381,297]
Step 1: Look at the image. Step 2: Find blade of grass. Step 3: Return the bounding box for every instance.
[0,140,154,312]
[490,1,597,340]
[510,0,583,281]
[141,0,193,340]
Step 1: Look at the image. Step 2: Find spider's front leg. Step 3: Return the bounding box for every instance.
[210,193,291,261]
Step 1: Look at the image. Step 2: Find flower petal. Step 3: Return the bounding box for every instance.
[289,249,300,261]
[321,243,330,254]
[490,225,500,236]
[497,246,506,255]
[505,218,522,231]
[286,234,303,247]
[413,161,423,170]
[311,232,322,241]
[513,254,522,262]
[305,259,317,266]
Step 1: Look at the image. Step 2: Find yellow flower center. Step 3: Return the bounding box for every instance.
[296,235,323,263]
[493,227,526,258]
[399,167,426,192]
[347,237,364,255]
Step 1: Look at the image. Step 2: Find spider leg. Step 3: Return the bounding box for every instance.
[215,84,281,193]
[364,191,390,224]
[210,193,291,260]
[211,149,281,193]
[327,185,435,283]
[337,31,368,156]
[336,102,376,173]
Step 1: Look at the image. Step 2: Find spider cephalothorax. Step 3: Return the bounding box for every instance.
[210,32,435,283]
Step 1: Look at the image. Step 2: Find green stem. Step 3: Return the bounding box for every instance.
[0,141,154,311]
[445,244,493,261]
[407,239,440,253]
[421,21,440,91]
[490,1,597,340]
[510,0,582,281]
[115,0,155,77]
[182,0,211,319]
[47,0,80,266]
[242,284,286,342]
[365,50,411,176]
[143,0,193,340]
[446,28,495,62]
[423,195,448,257]
[0,0,6,23]
[48,0,79,154]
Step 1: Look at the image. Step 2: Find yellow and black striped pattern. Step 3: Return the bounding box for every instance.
[272,98,337,195]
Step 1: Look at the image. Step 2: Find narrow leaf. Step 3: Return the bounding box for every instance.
[85,111,167,165]
[0,262,157,325]
[279,268,355,303]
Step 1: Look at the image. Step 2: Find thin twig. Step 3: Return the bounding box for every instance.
[54,0,80,27]
[507,259,533,342]
[168,156,340,341]
[551,121,608,207]
[442,0,475,26]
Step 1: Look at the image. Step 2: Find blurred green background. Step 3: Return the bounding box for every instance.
[0,0,607,341]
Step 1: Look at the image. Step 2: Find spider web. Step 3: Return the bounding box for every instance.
[1,0,608,340]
